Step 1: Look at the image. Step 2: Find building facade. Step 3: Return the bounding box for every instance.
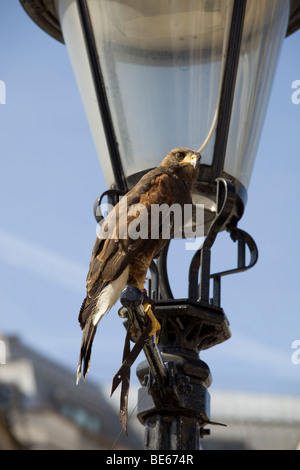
[0,334,299,450]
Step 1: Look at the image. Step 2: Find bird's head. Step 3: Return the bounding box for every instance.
[160,148,201,183]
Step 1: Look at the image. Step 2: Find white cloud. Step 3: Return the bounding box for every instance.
[0,227,86,293]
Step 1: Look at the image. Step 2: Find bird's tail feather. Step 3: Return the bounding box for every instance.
[76,270,129,384]
[76,317,97,384]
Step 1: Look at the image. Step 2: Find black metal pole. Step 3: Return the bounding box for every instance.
[119,290,216,451]
[143,415,204,451]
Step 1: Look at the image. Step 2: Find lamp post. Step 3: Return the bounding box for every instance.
[20,0,300,450]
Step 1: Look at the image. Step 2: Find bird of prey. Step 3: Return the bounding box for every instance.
[76,148,201,384]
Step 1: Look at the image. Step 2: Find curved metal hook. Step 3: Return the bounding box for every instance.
[216,226,258,277]
[156,240,174,300]
[210,226,258,307]
[93,188,127,223]
[188,178,237,301]
[204,177,237,250]
[149,260,159,301]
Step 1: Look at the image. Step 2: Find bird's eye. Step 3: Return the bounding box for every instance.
[175,152,185,161]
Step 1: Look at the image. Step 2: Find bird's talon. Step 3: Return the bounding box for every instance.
[129,324,137,337]
[143,303,161,337]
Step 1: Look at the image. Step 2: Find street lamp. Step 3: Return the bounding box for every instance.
[20,0,300,450]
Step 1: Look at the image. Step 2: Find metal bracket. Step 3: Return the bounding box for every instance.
[210,226,258,307]
[188,178,258,306]
[152,178,256,304]
[188,178,237,303]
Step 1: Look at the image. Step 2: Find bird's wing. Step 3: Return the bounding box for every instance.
[86,169,190,285]
[80,169,192,322]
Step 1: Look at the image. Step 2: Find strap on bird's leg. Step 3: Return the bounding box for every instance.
[111,322,152,435]
[113,287,160,434]
[119,328,131,435]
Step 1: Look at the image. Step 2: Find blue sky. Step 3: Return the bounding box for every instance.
[0,2,299,397]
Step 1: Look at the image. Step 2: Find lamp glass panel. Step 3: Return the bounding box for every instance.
[57,0,290,194]
[224,0,289,190]
[56,0,114,186]
[78,0,234,187]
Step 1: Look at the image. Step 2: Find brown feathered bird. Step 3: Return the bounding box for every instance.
[76,148,201,383]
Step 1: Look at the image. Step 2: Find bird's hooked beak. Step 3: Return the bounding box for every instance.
[180,152,201,169]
